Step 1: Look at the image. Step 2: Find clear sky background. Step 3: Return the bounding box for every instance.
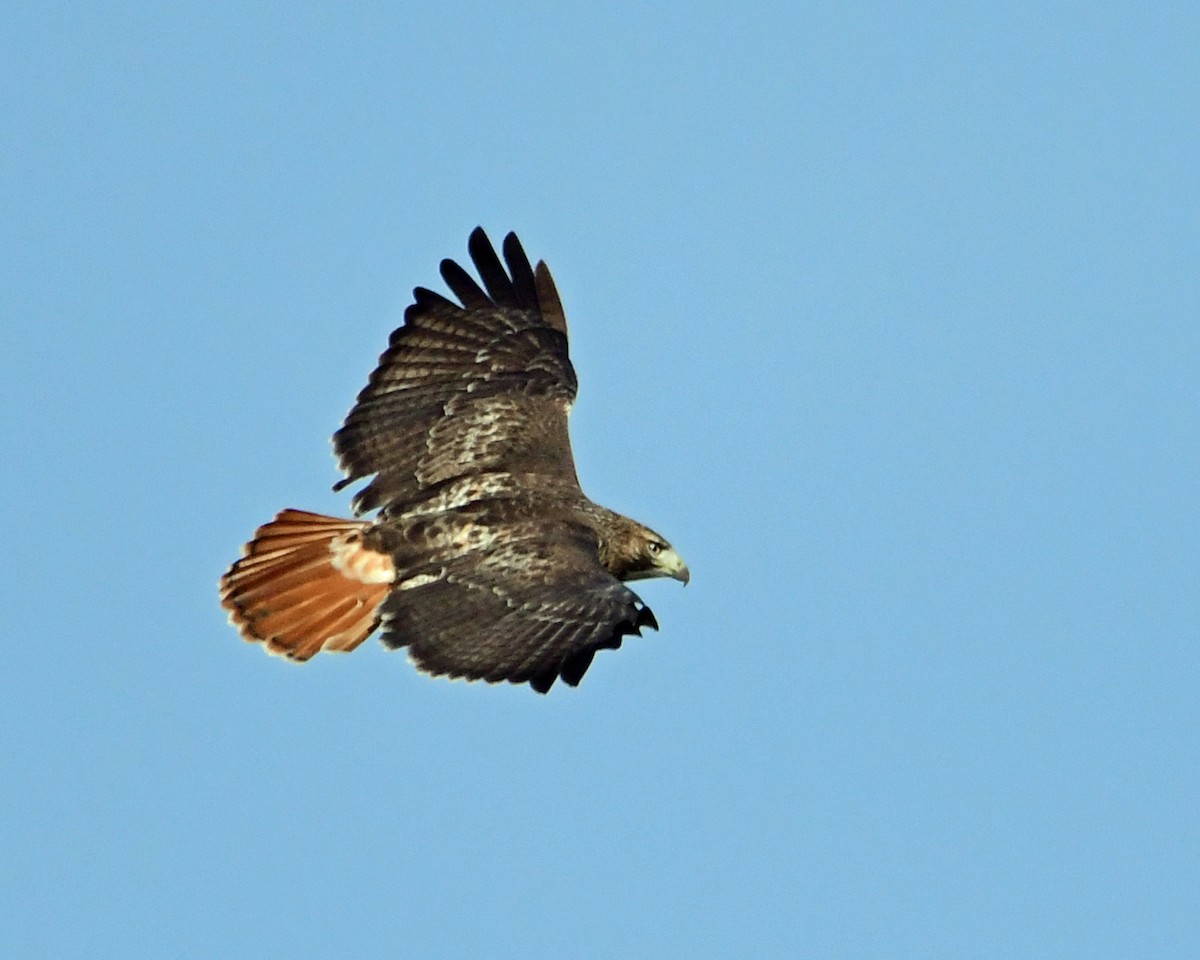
[2,3,1196,958]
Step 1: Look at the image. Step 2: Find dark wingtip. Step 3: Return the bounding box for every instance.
[411,285,457,310]
[560,648,596,688]
[530,669,556,694]
[501,232,527,269]
[502,232,539,312]
[468,227,521,308]
[636,605,659,632]
[466,227,492,264]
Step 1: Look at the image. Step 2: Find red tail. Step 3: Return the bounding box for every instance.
[219,509,395,661]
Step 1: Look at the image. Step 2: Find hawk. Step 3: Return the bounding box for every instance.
[219,227,688,693]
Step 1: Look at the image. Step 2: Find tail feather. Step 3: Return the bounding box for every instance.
[230,554,348,604]
[272,593,373,660]
[220,509,395,661]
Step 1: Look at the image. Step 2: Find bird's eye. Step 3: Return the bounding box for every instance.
[647,541,662,555]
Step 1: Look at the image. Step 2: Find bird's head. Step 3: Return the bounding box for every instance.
[619,524,689,585]
[639,533,689,584]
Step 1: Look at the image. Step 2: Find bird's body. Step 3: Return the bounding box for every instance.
[220,228,686,693]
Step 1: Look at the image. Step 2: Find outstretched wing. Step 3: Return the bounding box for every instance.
[379,518,658,693]
[333,227,578,514]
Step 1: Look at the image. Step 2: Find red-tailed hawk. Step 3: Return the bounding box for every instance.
[219,228,687,693]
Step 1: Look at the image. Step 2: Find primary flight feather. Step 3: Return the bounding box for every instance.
[219,227,687,693]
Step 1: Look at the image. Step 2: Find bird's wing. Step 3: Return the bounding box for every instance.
[334,227,578,514]
[379,517,658,693]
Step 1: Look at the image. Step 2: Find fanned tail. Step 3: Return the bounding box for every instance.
[219,509,395,661]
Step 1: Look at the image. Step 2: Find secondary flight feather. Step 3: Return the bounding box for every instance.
[219,228,687,693]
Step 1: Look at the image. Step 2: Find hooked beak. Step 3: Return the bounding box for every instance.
[660,548,690,585]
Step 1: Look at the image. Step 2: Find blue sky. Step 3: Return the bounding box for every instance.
[2,2,1197,957]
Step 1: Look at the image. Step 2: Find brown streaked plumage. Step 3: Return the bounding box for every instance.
[219,227,687,693]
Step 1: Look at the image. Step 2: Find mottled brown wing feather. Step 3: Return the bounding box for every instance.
[378,520,658,693]
[333,228,579,514]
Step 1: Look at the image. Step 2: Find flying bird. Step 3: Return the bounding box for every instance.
[219,227,688,693]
